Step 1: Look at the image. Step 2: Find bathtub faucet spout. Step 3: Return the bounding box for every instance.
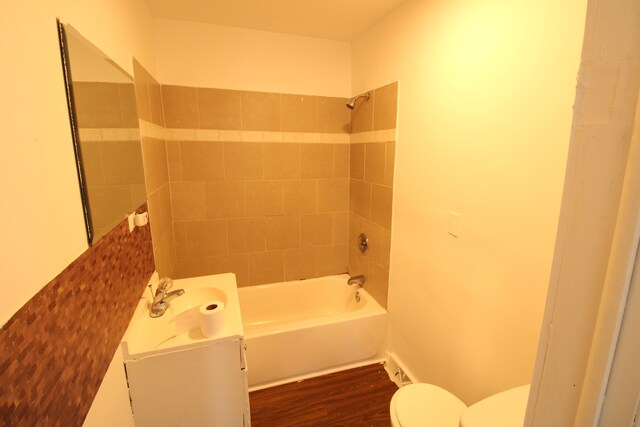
[347,275,366,287]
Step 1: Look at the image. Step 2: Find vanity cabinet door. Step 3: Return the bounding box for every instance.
[125,338,250,426]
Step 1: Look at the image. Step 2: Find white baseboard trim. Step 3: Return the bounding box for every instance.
[385,352,418,388]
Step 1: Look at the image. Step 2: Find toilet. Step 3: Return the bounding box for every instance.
[390,383,530,427]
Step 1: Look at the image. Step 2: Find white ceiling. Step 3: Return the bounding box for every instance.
[145,0,408,41]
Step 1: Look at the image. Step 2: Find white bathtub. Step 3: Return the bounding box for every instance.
[238,274,387,390]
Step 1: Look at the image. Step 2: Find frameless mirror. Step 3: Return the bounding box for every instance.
[57,22,146,245]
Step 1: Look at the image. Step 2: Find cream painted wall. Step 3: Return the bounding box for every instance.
[352,0,587,404]
[154,18,351,97]
[0,0,155,327]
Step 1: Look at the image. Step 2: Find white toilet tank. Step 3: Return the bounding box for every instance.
[459,385,530,427]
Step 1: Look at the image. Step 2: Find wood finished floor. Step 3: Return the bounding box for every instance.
[249,363,398,427]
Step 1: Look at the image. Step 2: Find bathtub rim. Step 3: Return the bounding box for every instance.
[237,273,353,293]
[239,279,385,339]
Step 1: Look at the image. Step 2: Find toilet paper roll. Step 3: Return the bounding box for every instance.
[134,212,149,227]
[199,300,225,337]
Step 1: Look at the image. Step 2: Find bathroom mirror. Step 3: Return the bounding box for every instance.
[57,22,145,245]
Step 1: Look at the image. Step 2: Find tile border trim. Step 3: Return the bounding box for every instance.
[78,128,141,142]
[350,129,397,144]
[138,121,395,144]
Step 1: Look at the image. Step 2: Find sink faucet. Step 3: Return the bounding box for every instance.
[149,278,185,318]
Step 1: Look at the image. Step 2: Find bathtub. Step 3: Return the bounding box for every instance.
[238,274,387,390]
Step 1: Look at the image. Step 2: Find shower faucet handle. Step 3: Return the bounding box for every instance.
[358,233,369,254]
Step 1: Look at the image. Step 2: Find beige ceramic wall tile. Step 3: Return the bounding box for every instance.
[362,219,384,267]
[100,140,145,185]
[177,256,212,279]
[182,220,228,257]
[133,59,163,126]
[199,88,242,130]
[171,182,206,221]
[382,228,392,271]
[301,144,333,179]
[334,144,350,178]
[282,180,317,214]
[132,59,152,123]
[148,81,164,127]
[166,140,182,181]
[263,143,300,179]
[349,91,374,134]
[224,142,264,180]
[205,181,245,219]
[348,212,364,248]
[350,144,365,180]
[179,141,224,181]
[241,91,281,131]
[92,227,109,243]
[281,94,317,132]
[245,180,282,216]
[284,248,317,280]
[373,82,398,131]
[79,140,104,186]
[385,141,395,186]
[317,178,349,212]
[364,143,386,185]
[349,179,371,219]
[370,184,393,229]
[316,244,348,276]
[73,82,122,128]
[227,217,265,254]
[173,222,187,258]
[332,212,349,245]
[147,184,173,246]
[366,262,389,308]
[265,215,301,250]
[317,96,350,134]
[248,251,285,285]
[141,137,169,194]
[300,213,333,247]
[211,254,250,286]
[87,185,132,229]
[162,85,199,129]
[154,231,177,278]
[117,84,139,128]
[348,244,369,278]
[130,184,147,208]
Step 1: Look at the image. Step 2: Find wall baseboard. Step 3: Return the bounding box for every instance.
[385,352,416,388]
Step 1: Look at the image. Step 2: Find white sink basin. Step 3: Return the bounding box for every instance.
[121,273,244,360]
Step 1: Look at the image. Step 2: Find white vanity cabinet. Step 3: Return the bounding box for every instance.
[120,273,250,427]
[125,338,249,426]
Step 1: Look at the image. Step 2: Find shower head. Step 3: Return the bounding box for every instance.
[346,92,371,110]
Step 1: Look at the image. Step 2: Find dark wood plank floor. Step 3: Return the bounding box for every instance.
[249,363,398,427]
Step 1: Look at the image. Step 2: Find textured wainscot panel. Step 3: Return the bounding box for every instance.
[0,205,154,427]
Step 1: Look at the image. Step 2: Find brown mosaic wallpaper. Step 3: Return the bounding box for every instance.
[0,204,154,426]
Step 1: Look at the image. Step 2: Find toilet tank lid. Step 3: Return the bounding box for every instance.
[395,383,467,427]
[459,385,530,427]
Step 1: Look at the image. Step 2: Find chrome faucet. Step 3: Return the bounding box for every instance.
[347,274,366,287]
[348,275,365,303]
[149,277,185,318]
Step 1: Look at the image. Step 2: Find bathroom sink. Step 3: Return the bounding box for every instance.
[169,286,227,314]
[121,273,244,360]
